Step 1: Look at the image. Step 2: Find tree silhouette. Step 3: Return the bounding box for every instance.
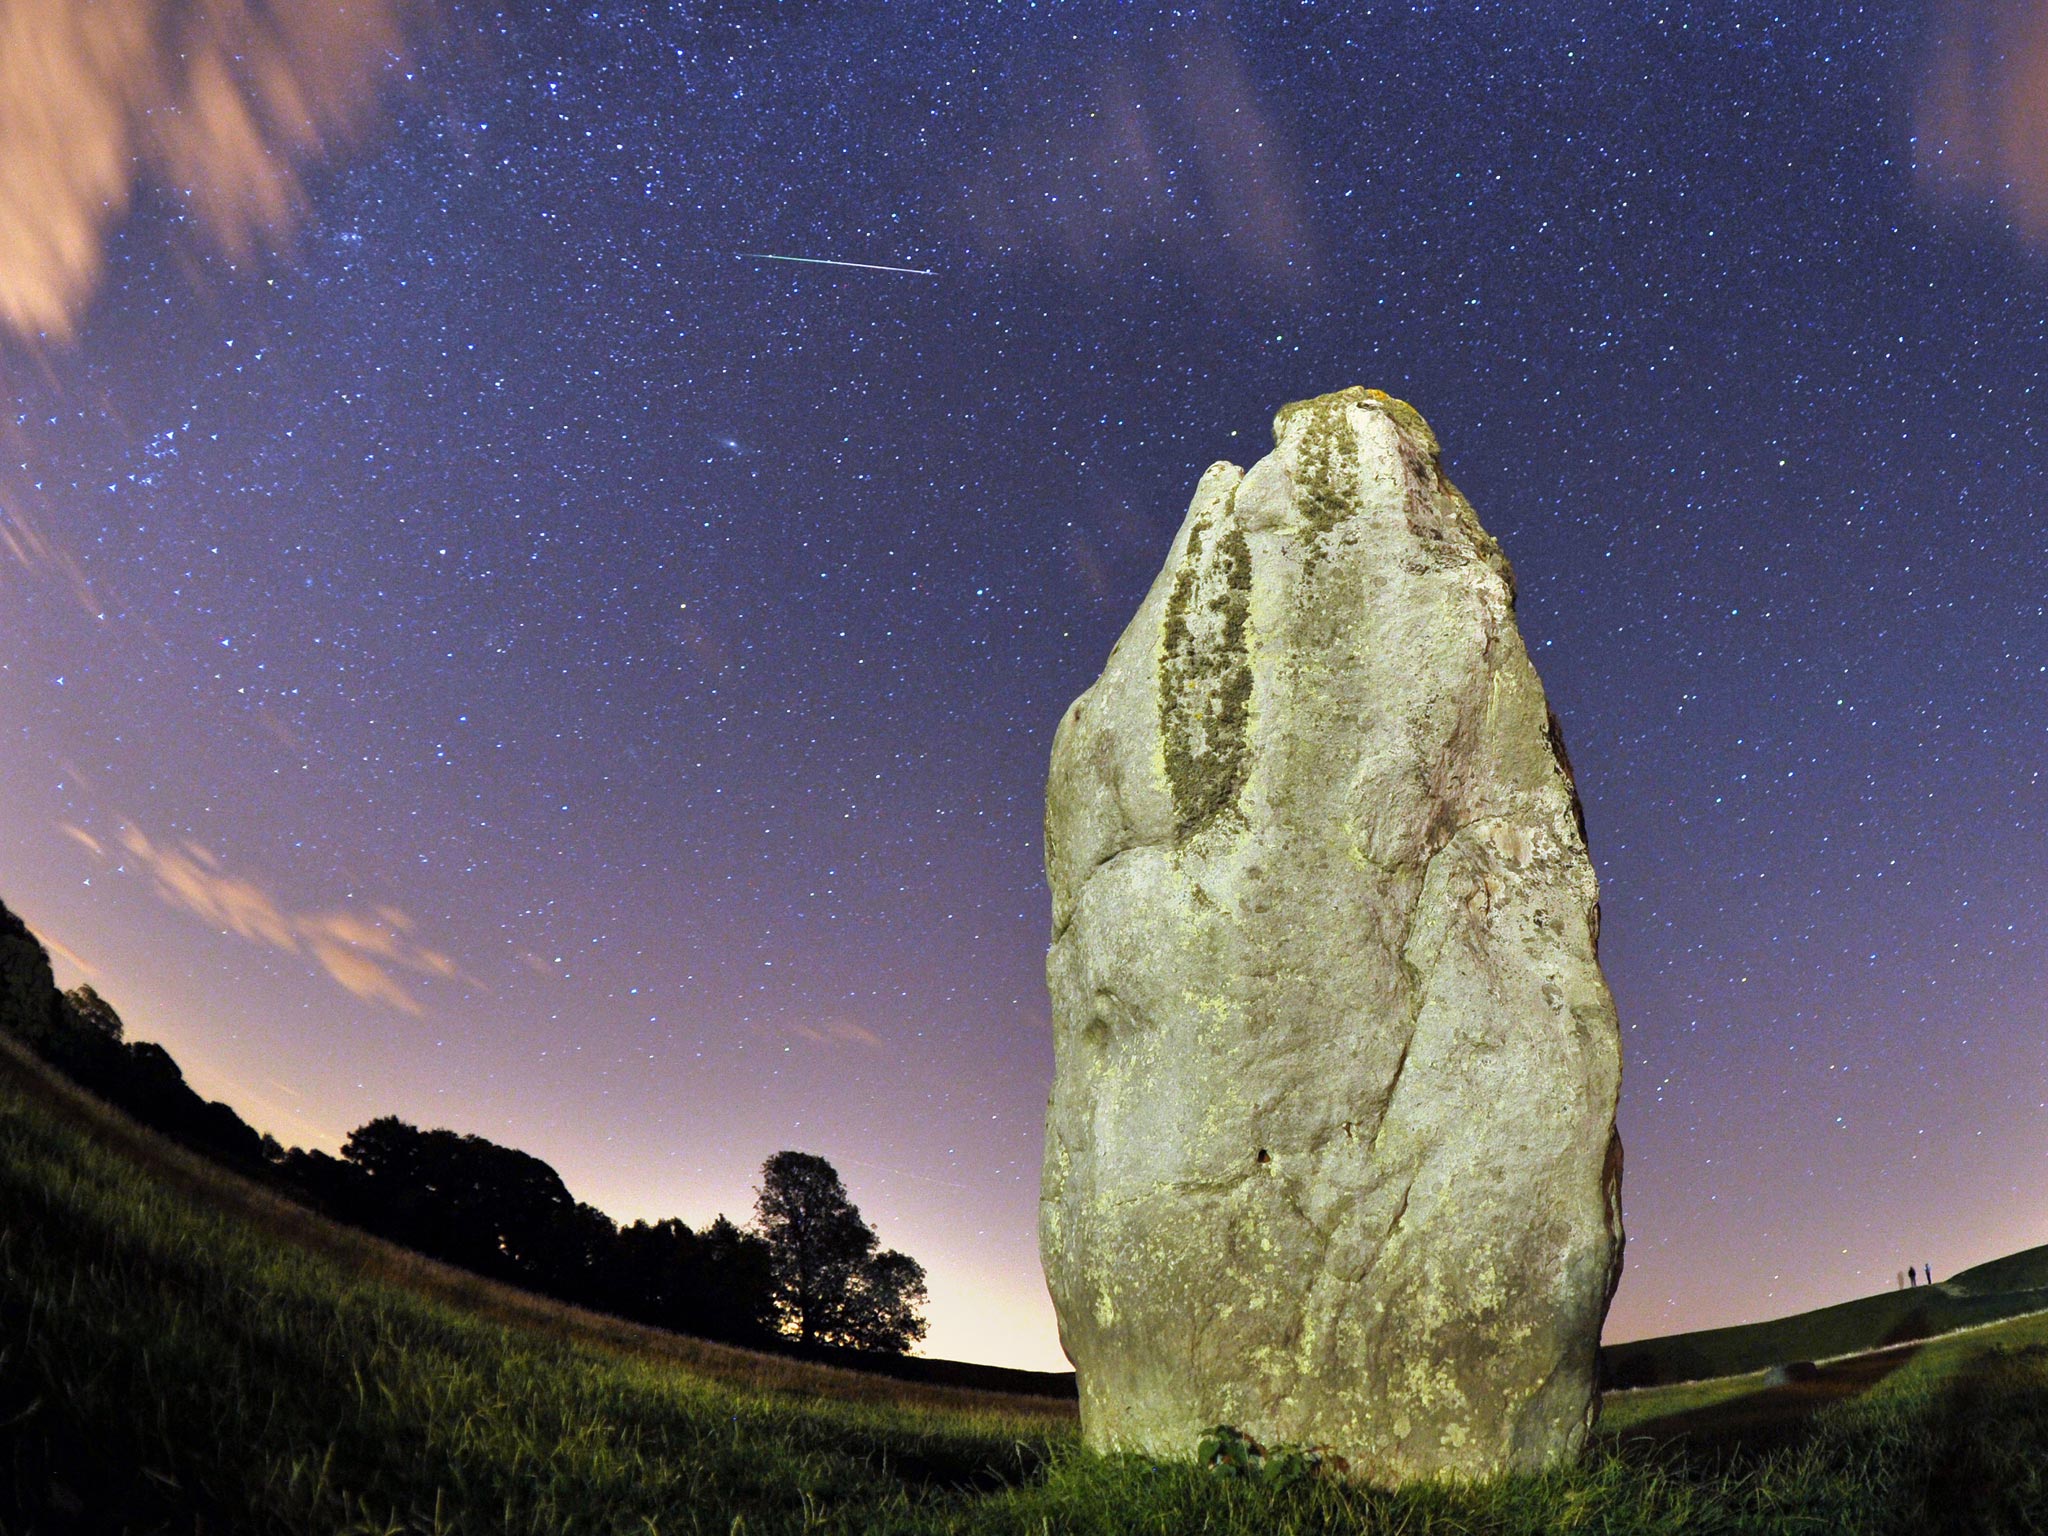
[607,1214,775,1343]
[754,1150,927,1352]
[0,896,793,1354]
[845,1246,929,1354]
[342,1116,587,1280]
[756,1151,873,1345]
[692,1215,777,1342]
[61,984,124,1041]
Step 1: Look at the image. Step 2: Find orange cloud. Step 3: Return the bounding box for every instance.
[120,825,297,950]
[92,818,473,1016]
[36,928,97,980]
[1915,1,2048,241]
[305,937,422,1014]
[0,0,430,343]
[58,822,103,858]
[791,1016,885,1049]
[0,504,101,617]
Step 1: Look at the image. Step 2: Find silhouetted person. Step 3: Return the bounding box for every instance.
[1926,1261,1934,1285]
[1909,1265,1917,1287]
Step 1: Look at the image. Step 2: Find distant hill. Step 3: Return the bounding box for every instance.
[1602,1269,2048,1388]
[1940,1244,2048,1298]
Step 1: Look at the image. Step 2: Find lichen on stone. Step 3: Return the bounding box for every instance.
[1276,387,1367,551]
[1159,490,1254,838]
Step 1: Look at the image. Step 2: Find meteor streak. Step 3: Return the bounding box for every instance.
[739,252,936,276]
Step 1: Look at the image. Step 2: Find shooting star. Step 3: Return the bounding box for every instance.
[739,252,937,277]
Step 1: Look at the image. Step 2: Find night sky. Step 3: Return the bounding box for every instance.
[5,1,2048,1370]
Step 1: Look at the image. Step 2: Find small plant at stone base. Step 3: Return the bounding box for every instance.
[1197,1424,1348,1490]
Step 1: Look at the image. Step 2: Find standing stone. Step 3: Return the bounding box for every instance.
[1040,387,1623,1483]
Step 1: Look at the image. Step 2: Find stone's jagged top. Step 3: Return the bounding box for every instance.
[1041,387,1623,1483]
[1274,385,1433,458]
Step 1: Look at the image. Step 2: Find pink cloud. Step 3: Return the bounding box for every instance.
[1915,1,2048,241]
[791,1016,885,1049]
[89,818,473,1016]
[0,505,102,617]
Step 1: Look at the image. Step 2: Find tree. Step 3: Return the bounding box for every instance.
[341,1116,581,1280]
[844,1247,929,1354]
[607,1215,775,1344]
[753,1150,927,1353]
[60,984,124,1042]
[755,1151,872,1346]
[692,1215,776,1343]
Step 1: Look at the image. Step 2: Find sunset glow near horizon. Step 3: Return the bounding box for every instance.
[6,3,2048,1371]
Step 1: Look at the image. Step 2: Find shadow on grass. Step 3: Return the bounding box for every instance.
[1913,1343,2048,1532]
[831,1424,1053,1496]
[1615,1339,1926,1457]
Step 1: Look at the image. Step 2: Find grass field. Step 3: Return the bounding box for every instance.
[9,1043,2048,1532]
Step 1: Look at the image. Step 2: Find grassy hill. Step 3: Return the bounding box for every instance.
[13,1035,2048,1529]
[1602,1271,2048,1389]
[1944,1244,2048,1297]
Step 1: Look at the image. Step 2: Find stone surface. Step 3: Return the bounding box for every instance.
[1040,387,1623,1483]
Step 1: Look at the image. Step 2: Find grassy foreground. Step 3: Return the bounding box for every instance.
[7,1060,2048,1532]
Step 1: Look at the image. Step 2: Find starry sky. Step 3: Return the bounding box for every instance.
[4,0,2048,1370]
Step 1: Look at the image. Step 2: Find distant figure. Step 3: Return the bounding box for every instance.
[1898,1270,1907,1290]
[1909,1266,1918,1287]
[1926,1262,1935,1285]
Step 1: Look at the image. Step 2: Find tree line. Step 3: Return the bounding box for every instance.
[0,917,926,1356]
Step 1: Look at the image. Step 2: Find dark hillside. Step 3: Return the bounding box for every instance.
[0,897,1074,1403]
[0,1020,1074,1417]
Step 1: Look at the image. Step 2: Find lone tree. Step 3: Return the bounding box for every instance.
[754,1150,929,1353]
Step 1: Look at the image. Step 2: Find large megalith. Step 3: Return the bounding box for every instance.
[1040,387,1623,1483]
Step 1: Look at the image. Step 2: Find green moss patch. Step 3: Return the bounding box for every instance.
[1160,492,1254,838]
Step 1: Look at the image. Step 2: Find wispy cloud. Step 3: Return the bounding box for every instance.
[0,0,430,342]
[87,819,474,1016]
[0,504,102,617]
[35,927,97,980]
[57,822,103,858]
[959,24,1313,296]
[1914,1,2048,242]
[791,1016,885,1049]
